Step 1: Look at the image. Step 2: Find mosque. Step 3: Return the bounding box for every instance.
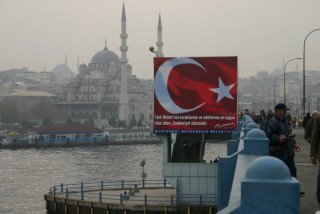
[54,4,163,129]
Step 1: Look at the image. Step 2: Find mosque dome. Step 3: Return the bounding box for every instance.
[90,47,120,65]
[52,64,73,75]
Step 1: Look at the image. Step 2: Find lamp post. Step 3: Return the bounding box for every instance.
[303,28,320,116]
[267,86,274,112]
[283,57,302,104]
[273,74,283,107]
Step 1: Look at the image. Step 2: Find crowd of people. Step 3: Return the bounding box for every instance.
[242,105,320,208]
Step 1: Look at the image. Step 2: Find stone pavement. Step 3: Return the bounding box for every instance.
[293,128,319,214]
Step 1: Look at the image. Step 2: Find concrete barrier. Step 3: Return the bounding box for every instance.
[218,117,300,213]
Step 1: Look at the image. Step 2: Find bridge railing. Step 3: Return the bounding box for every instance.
[217,115,300,214]
[48,178,216,206]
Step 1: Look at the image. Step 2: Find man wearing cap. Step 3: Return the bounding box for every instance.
[266,103,300,177]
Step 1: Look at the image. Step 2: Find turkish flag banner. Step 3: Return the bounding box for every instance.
[153,57,238,133]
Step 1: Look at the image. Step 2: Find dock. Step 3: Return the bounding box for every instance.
[45,179,216,213]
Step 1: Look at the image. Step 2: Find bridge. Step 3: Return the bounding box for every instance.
[45,115,318,213]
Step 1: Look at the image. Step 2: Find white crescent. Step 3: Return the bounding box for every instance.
[154,57,206,114]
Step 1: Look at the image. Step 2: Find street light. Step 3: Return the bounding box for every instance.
[273,74,283,107]
[283,57,302,104]
[303,28,320,116]
[267,86,274,112]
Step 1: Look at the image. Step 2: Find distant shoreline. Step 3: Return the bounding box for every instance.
[0,139,162,150]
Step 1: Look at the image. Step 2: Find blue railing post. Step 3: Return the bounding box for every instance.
[121,180,124,189]
[120,193,123,205]
[144,195,147,206]
[200,195,202,205]
[66,188,69,199]
[164,179,166,188]
[99,192,102,203]
[171,195,174,206]
[60,183,64,193]
[101,180,104,190]
[81,182,84,200]
[53,186,56,196]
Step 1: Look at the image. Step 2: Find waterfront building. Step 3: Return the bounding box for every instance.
[29,124,105,143]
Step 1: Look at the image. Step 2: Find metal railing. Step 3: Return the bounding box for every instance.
[49,179,215,206]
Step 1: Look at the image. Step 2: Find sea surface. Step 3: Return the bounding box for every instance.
[0,142,226,214]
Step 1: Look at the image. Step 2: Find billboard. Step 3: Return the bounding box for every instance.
[153,57,237,133]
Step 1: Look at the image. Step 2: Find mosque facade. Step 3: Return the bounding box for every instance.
[54,4,163,129]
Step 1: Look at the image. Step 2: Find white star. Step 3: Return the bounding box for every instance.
[210,77,235,103]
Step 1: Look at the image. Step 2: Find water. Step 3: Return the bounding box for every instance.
[0,143,226,214]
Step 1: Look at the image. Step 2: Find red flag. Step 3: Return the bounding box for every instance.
[153,57,237,133]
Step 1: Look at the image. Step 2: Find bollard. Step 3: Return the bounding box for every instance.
[66,188,69,199]
[209,206,212,214]
[101,180,104,190]
[187,206,191,214]
[61,183,64,193]
[170,195,174,206]
[164,179,166,188]
[99,192,102,203]
[81,182,84,200]
[144,194,147,206]
[241,156,300,213]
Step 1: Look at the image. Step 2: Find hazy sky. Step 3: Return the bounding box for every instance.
[0,0,319,79]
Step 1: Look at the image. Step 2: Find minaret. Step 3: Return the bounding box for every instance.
[65,54,68,65]
[156,14,164,57]
[77,56,80,75]
[119,3,129,125]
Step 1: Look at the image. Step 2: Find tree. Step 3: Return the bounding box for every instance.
[65,118,74,124]
[84,118,94,127]
[21,119,34,129]
[31,99,69,122]
[42,117,53,126]
[130,117,137,128]
[0,99,20,123]
[108,117,116,127]
[137,119,143,128]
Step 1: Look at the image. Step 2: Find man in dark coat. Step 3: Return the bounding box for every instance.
[305,110,319,143]
[266,103,300,177]
[310,115,320,205]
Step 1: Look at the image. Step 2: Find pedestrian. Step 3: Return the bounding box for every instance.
[304,110,320,144]
[310,114,320,212]
[266,103,300,177]
[303,112,312,129]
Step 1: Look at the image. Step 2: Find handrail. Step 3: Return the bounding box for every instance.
[48,178,216,206]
